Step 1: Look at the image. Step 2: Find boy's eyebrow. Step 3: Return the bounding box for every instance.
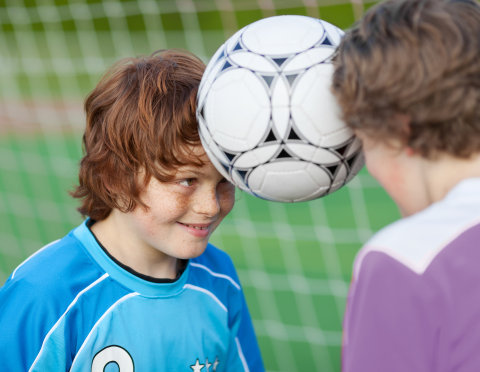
[174,166,204,175]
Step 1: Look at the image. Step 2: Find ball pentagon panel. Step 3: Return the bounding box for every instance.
[290,63,352,148]
[248,161,333,202]
[203,68,271,152]
[242,15,325,55]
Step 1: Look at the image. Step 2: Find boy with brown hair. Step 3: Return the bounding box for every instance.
[0,49,264,371]
[332,0,480,370]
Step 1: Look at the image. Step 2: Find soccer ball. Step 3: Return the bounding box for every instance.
[197,15,364,202]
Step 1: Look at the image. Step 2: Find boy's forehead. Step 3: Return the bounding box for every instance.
[175,145,210,171]
[186,144,209,162]
[188,144,208,157]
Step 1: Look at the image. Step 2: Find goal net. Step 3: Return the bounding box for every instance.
[0,1,397,371]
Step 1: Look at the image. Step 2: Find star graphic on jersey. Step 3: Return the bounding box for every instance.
[190,358,204,371]
[205,358,212,371]
[213,357,220,371]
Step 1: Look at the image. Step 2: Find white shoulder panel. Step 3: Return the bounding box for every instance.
[354,178,480,275]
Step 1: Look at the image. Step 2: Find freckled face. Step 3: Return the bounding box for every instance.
[123,145,235,260]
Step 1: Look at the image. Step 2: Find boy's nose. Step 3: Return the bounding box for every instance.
[193,187,221,217]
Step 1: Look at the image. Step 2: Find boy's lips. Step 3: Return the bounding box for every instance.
[179,222,210,229]
[177,221,213,237]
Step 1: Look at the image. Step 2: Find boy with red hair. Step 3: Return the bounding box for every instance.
[0,49,264,372]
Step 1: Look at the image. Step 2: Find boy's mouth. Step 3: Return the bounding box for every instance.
[177,221,212,231]
[177,221,212,238]
[180,223,208,230]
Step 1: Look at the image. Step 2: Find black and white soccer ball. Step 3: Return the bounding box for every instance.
[197,15,364,202]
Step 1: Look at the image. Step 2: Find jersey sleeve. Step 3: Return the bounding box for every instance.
[0,232,107,371]
[226,276,265,372]
[342,250,444,372]
[0,275,62,371]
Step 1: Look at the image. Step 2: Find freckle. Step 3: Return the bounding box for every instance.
[173,193,189,209]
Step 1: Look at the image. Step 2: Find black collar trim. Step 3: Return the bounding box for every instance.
[86,219,187,284]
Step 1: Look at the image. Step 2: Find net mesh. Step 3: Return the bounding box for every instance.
[0,1,398,371]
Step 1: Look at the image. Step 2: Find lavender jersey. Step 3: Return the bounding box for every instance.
[343,178,480,372]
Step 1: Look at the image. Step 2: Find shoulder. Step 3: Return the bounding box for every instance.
[187,244,243,309]
[193,243,236,268]
[344,180,480,371]
[190,243,240,286]
[0,226,111,368]
[355,179,480,276]
[8,232,82,285]
[2,224,107,308]
[7,228,100,286]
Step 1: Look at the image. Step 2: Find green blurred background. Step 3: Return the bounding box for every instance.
[0,1,399,371]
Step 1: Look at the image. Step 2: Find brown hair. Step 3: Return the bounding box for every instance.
[72,49,206,220]
[332,0,480,158]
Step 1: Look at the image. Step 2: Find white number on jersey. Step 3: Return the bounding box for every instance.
[91,345,134,372]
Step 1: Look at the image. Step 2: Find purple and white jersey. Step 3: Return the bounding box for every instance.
[343,178,480,372]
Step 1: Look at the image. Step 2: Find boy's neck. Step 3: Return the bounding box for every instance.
[420,152,480,205]
[90,213,180,281]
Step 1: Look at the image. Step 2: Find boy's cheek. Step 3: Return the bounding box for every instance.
[221,186,236,213]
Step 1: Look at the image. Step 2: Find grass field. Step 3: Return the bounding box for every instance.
[0,1,402,370]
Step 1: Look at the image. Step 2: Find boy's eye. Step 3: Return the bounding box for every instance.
[178,178,195,187]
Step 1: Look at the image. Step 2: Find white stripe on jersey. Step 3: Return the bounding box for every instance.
[190,262,241,290]
[183,284,228,312]
[29,273,110,371]
[12,239,60,279]
[235,337,250,372]
[70,292,140,370]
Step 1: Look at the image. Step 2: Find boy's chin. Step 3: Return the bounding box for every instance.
[173,242,209,260]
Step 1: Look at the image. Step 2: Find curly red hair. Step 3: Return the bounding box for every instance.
[72,49,205,220]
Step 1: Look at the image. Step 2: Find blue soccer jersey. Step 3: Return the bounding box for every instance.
[0,220,264,372]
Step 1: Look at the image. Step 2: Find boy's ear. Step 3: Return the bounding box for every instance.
[396,113,415,155]
[396,113,411,137]
[405,146,416,157]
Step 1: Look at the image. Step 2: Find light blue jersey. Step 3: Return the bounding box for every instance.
[0,220,264,372]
